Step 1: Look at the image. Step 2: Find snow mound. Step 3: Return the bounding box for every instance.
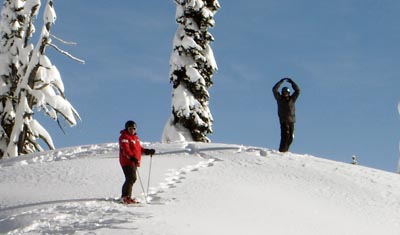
[1,142,400,235]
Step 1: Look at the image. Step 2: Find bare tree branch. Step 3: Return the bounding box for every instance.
[50,33,77,45]
[47,42,85,64]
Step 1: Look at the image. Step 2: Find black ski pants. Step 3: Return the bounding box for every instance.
[121,165,137,198]
[279,122,295,152]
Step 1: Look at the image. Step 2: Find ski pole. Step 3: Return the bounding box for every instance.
[137,168,149,204]
[146,154,153,199]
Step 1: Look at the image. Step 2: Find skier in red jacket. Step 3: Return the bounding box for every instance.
[119,120,155,204]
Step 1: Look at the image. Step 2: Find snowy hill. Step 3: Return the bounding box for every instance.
[1,142,400,235]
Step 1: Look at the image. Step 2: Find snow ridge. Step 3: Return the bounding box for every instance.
[1,142,400,235]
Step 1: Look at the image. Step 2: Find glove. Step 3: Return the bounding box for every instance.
[144,149,156,156]
[285,78,293,83]
[129,157,139,165]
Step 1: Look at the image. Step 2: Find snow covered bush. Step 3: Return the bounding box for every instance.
[162,0,220,143]
[0,0,81,158]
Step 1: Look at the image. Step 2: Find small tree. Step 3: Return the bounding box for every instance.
[397,156,400,174]
[162,0,220,143]
[0,0,82,158]
[351,155,358,165]
[398,104,400,173]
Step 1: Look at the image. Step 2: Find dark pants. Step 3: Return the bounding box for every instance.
[279,122,295,152]
[121,165,137,198]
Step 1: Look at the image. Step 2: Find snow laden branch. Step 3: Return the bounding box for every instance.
[162,0,220,143]
[1,0,81,158]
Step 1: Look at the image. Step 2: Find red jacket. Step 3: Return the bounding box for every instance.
[119,130,145,167]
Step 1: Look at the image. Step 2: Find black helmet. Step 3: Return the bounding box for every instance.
[125,120,136,130]
[281,87,290,94]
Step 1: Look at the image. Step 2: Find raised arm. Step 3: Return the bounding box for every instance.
[272,78,286,100]
[287,78,300,101]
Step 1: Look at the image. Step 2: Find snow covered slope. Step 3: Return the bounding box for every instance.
[1,142,400,235]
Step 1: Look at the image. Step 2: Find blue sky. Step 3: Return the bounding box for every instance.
[35,1,400,172]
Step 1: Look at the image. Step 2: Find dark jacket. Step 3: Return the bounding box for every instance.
[273,79,300,123]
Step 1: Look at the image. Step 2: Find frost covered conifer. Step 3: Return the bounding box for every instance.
[397,153,400,174]
[351,155,358,165]
[0,0,82,158]
[397,157,400,174]
[162,0,220,143]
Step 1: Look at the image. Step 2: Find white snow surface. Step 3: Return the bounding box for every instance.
[1,142,400,235]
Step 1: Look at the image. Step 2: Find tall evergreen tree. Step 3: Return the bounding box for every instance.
[0,0,81,158]
[163,0,220,143]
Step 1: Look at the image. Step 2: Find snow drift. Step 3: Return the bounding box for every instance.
[1,142,400,235]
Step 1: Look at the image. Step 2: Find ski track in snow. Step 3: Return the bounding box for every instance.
[0,142,242,234]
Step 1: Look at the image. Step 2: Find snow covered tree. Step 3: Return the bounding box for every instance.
[351,155,358,165]
[397,103,400,173]
[397,157,400,174]
[162,0,220,143]
[0,0,82,158]
[397,149,400,174]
